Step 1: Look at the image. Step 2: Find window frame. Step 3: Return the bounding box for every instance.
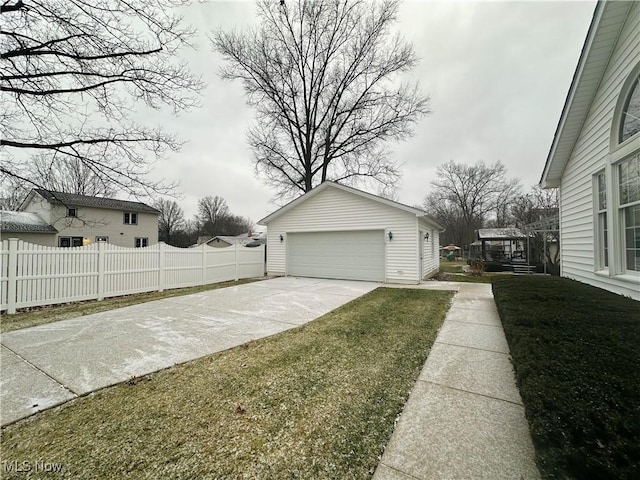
[594,171,608,271]
[58,236,83,248]
[135,237,149,248]
[123,212,138,225]
[66,207,78,218]
[95,236,109,243]
[617,154,640,273]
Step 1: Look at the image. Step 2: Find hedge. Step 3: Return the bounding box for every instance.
[492,276,640,479]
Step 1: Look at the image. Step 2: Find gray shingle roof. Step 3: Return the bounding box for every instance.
[33,189,159,214]
[1,211,58,233]
[477,228,527,240]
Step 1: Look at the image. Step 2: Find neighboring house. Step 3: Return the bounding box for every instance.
[540,0,639,300]
[0,211,58,246]
[205,232,263,248]
[258,181,443,283]
[19,189,160,248]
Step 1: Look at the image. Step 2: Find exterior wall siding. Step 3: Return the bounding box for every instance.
[265,187,428,284]
[0,233,56,246]
[560,3,639,300]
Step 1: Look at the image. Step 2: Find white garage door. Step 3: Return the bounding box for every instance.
[287,230,385,281]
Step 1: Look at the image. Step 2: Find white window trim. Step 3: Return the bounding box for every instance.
[124,212,138,225]
[605,62,640,280]
[135,237,149,248]
[593,171,608,273]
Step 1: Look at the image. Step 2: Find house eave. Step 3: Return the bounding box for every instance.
[540,1,633,188]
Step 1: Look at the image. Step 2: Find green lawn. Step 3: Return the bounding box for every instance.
[438,258,466,273]
[493,276,640,479]
[0,278,259,333]
[434,259,514,283]
[0,287,452,479]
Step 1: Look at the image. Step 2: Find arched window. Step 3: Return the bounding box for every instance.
[620,75,640,144]
[599,64,640,276]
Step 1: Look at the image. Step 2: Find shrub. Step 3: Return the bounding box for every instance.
[467,259,484,276]
[493,276,640,479]
[483,261,505,272]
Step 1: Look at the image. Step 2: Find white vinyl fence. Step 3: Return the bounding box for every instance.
[0,239,265,314]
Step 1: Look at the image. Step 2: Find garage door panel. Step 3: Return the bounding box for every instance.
[288,231,384,282]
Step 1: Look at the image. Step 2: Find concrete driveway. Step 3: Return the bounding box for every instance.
[1,277,379,426]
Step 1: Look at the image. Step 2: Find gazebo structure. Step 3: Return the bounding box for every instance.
[474,228,528,262]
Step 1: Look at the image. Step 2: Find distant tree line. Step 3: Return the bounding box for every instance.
[156,196,254,248]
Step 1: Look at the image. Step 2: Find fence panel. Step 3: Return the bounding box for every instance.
[0,240,265,313]
[0,240,9,310]
[14,241,99,309]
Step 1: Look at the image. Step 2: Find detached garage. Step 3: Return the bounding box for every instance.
[258,182,443,284]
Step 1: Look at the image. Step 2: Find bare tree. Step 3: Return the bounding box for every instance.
[197,195,230,236]
[155,198,185,245]
[28,155,117,197]
[423,160,522,250]
[0,174,29,210]
[1,0,201,196]
[212,0,429,200]
[512,186,560,273]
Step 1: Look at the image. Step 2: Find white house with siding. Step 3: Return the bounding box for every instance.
[258,181,443,284]
[19,189,160,248]
[540,0,639,300]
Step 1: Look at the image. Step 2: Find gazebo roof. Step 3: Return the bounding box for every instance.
[477,228,527,241]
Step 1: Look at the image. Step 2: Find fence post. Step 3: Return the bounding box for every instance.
[7,238,18,314]
[158,242,165,292]
[234,244,240,281]
[201,244,207,285]
[97,241,105,301]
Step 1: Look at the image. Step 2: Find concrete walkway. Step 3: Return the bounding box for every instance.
[375,282,540,479]
[0,277,378,426]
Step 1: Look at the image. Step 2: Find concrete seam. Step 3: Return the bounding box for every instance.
[444,319,503,328]
[419,379,524,407]
[0,343,79,396]
[375,462,424,480]
[434,340,509,355]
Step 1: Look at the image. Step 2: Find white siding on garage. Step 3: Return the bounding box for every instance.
[560,2,639,299]
[288,230,385,281]
[265,186,422,284]
[421,224,440,279]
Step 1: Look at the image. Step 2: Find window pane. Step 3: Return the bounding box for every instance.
[597,172,606,210]
[624,205,640,271]
[620,77,640,143]
[619,155,640,205]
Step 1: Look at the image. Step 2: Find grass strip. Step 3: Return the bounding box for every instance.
[0,278,259,333]
[493,276,640,479]
[0,287,451,479]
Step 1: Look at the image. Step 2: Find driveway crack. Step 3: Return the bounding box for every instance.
[1,343,79,396]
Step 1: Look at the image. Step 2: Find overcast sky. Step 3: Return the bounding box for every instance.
[149,0,597,227]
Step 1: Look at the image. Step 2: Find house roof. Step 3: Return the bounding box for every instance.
[22,189,160,214]
[0,211,58,234]
[258,181,444,230]
[540,1,634,188]
[206,235,256,246]
[477,228,527,240]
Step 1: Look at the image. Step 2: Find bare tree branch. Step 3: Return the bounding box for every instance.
[0,0,202,198]
[211,0,429,201]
